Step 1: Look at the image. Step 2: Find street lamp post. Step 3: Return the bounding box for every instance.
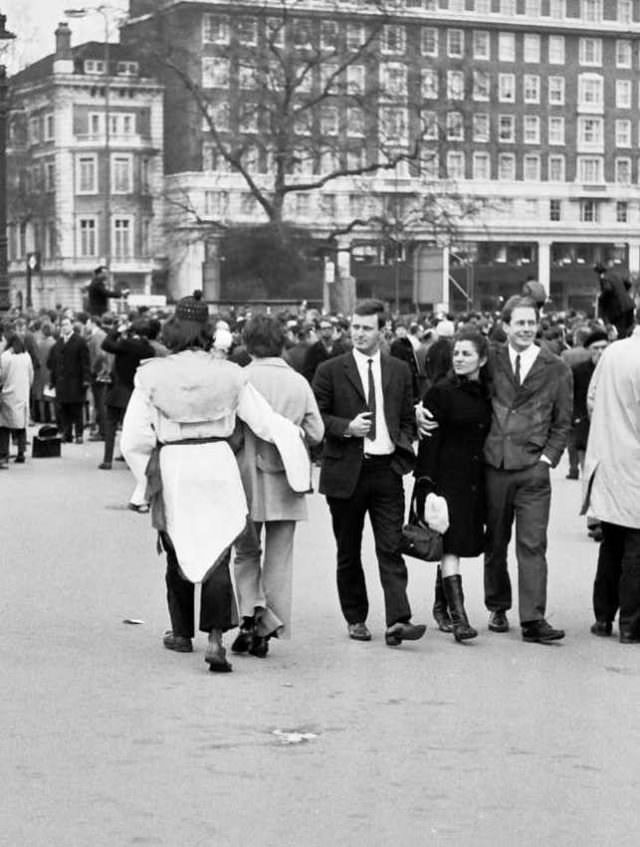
[0,12,17,312]
[65,6,112,276]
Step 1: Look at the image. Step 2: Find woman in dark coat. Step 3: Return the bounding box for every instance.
[414,329,491,642]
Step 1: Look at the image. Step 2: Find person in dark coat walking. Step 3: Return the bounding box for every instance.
[86,266,127,317]
[414,330,492,642]
[47,317,91,442]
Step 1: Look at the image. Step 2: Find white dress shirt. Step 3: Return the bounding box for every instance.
[352,348,395,455]
[508,342,539,384]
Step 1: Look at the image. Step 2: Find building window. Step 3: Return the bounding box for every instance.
[238,63,258,90]
[548,76,565,105]
[615,157,632,184]
[473,152,491,180]
[524,116,540,144]
[523,154,540,181]
[265,17,285,48]
[498,32,515,62]
[498,114,515,143]
[446,151,465,180]
[616,40,632,68]
[236,16,257,46]
[473,71,490,101]
[580,200,599,223]
[579,38,602,66]
[381,63,408,98]
[112,155,133,193]
[44,114,54,142]
[581,0,602,22]
[616,119,632,148]
[524,75,540,104]
[523,34,540,63]
[421,27,438,57]
[548,155,565,182]
[202,102,230,134]
[446,111,464,141]
[113,218,133,259]
[320,106,339,135]
[347,107,364,137]
[77,154,97,194]
[28,116,40,145]
[78,218,97,257]
[239,106,259,134]
[548,117,565,145]
[202,57,230,88]
[548,35,565,64]
[346,23,365,50]
[447,70,464,100]
[578,156,603,183]
[116,61,138,76]
[499,74,515,103]
[499,0,516,12]
[473,113,490,142]
[84,59,105,74]
[498,153,516,181]
[472,30,490,60]
[548,0,565,18]
[421,68,438,99]
[578,75,604,110]
[109,113,134,137]
[447,29,464,58]
[549,199,561,221]
[474,0,491,11]
[381,24,406,54]
[379,107,408,145]
[578,117,603,148]
[203,14,229,44]
[45,161,55,192]
[616,80,632,109]
[421,110,438,141]
[46,221,57,259]
[346,66,365,96]
[321,20,339,50]
[617,201,629,223]
[618,0,633,23]
[295,194,311,219]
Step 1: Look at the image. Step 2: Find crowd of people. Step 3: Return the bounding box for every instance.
[1,267,639,669]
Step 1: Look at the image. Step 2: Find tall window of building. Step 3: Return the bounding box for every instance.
[499,0,516,13]
[381,63,408,97]
[202,57,230,88]
[346,66,365,95]
[421,27,438,56]
[580,200,599,222]
[615,157,632,184]
[524,115,540,144]
[46,221,57,258]
[239,63,258,90]
[447,29,464,58]
[447,70,464,100]
[548,0,565,17]
[203,14,229,44]
[473,31,490,60]
[579,38,602,66]
[524,34,540,63]
[525,0,541,14]
[321,21,339,50]
[618,0,633,23]
[474,0,491,12]
[446,111,464,140]
[473,113,490,142]
[616,119,632,147]
[579,116,603,147]
[112,155,132,193]
[498,153,516,181]
[548,116,565,145]
[77,154,97,194]
[381,24,406,54]
[616,80,632,109]
[202,102,230,134]
[239,107,259,134]
[617,201,629,223]
[473,70,490,101]
[237,20,258,49]
[549,199,561,221]
[548,35,565,64]
[320,63,340,95]
[616,40,632,68]
[79,218,97,257]
[548,156,565,182]
[28,116,40,145]
[421,110,438,140]
[421,68,438,99]
[449,0,465,11]
[498,32,515,62]
[498,114,515,142]
[473,152,491,180]
[320,106,339,135]
[578,156,603,183]
[578,75,604,110]
[523,154,540,180]
[346,23,365,50]
[524,75,540,103]
[446,151,465,180]
[45,161,55,192]
[499,74,516,103]
[379,107,408,145]
[548,76,565,105]
[293,19,312,48]
[44,114,54,142]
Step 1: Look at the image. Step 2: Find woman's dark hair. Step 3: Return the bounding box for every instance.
[242,314,286,358]
[454,328,489,362]
[161,315,212,352]
[6,334,25,354]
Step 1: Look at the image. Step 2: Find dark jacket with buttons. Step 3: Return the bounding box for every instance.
[483,343,573,470]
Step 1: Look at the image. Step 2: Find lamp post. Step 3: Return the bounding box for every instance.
[65,6,112,277]
[0,12,17,312]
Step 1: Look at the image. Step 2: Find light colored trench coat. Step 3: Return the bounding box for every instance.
[582,327,640,528]
[0,350,34,429]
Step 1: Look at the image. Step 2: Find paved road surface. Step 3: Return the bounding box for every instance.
[1,438,638,846]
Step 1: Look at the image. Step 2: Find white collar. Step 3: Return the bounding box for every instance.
[353,347,381,364]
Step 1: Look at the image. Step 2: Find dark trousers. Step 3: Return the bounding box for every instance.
[91,381,107,436]
[0,427,26,461]
[57,402,84,440]
[162,532,236,638]
[567,428,579,475]
[103,405,124,464]
[593,522,640,635]
[327,457,411,627]
[484,463,551,624]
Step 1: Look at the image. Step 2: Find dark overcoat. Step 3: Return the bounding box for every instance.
[47,334,90,404]
[415,375,491,557]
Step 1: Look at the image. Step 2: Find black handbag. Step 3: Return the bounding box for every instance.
[400,489,443,562]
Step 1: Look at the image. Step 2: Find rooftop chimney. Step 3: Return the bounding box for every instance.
[55,22,72,59]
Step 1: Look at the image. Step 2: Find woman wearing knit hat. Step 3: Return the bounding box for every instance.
[120,291,311,673]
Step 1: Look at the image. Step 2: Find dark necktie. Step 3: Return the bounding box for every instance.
[514,354,521,386]
[367,358,377,441]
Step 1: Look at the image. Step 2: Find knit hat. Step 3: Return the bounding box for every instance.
[583,329,609,348]
[522,280,547,306]
[175,290,209,324]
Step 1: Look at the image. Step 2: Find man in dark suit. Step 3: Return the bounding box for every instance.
[47,316,91,443]
[312,300,426,647]
[483,295,572,643]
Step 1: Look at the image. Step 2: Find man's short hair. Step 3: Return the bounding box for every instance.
[501,295,539,325]
[353,299,387,329]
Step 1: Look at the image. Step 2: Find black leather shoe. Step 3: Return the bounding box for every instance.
[619,629,640,644]
[566,471,579,480]
[488,610,509,633]
[348,622,372,641]
[522,620,565,643]
[249,635,270,658]
[14,455,25,464]
[231,619,254,654]
[163,631,193,653]
[98,462,112,470]
[590,621,612,637]
[385,621,426,646]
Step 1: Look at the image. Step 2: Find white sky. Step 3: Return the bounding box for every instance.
[2,0,129,73]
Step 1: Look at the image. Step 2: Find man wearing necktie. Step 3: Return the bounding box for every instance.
[313,300,426,647]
